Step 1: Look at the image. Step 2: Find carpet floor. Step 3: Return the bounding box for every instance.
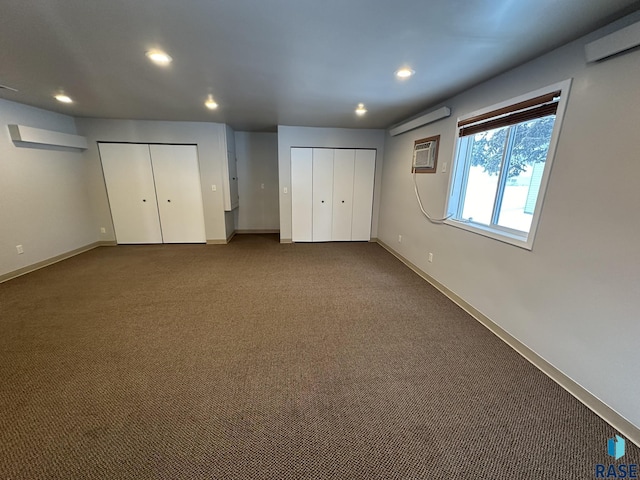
[0,234,637,479]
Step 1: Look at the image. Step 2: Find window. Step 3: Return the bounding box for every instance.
[445,80,571,249]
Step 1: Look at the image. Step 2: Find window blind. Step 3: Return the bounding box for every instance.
[458,91,561,137]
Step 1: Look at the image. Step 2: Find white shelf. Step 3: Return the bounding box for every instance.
[8,124,88,150]
[585,20,640,63]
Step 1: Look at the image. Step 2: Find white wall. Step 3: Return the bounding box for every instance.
[377,12,640,428]
[235,132,279,231]
[75,119,229,242]
[277,126,385,241]
[0,99,96,277]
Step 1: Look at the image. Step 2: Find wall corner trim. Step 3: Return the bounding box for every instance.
[376,239,640,448]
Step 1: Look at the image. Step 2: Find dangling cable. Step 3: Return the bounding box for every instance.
[413,172,452,224]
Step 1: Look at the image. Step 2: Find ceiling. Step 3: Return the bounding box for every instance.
[1,0,638,132]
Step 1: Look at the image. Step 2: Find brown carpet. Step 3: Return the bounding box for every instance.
[0,234,637,479]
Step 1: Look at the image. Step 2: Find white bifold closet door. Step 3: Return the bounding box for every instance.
[99,143,163,244]
[351,149,376,241]
[149,145,206,243]
[332,150,355,241]
[100,143,206,244]
[290,147,375,242]
[312,148,334,242]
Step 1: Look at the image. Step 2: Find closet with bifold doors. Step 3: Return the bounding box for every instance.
[99,143,206,244]
[291,147,375,242]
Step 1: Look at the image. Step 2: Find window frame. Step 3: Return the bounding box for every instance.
[444,79,572,250]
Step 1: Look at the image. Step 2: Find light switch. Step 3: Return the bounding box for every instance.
[211,185,217,191]
[284,187,288,194]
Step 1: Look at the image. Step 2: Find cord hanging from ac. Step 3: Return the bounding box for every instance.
[412,172,452,224]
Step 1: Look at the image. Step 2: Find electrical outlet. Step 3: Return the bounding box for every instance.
[16,245,24,254]
[284,187,288,194]
[428,252,433,263]
[398,235,402,243]
[100,227,106,234]
[261,183,265,189]
[442,162,448,173]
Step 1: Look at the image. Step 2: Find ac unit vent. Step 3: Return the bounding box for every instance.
[412,135,440,173]
[413,141,436,169]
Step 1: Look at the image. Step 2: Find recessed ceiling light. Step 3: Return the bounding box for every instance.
[145,49,173,66]
[54,94,73,103]
[355,103,367,116]
[395,67,415,79]
[205,95,218,110]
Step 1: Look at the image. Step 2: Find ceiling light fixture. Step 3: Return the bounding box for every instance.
[205,95,218,110]
[395,67,415,79]
[145,49,173,66]
[355,103,367,116]
[54,94,73,103]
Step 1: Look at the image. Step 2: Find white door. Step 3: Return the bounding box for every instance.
[99,143,163,244]
[227,150,239,211]
[291,148,313,242]
[222,125,239,211]
[149,145,206,243]
[352,149,376,241]
[332,149,355,241]
[312,149,334,242]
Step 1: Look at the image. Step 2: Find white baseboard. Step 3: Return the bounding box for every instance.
[206,231,237,245]
[235,229,280,234]
[0,241,115,283]
[376,239,640,448]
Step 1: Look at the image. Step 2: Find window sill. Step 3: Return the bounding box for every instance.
[444,218,533,250]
